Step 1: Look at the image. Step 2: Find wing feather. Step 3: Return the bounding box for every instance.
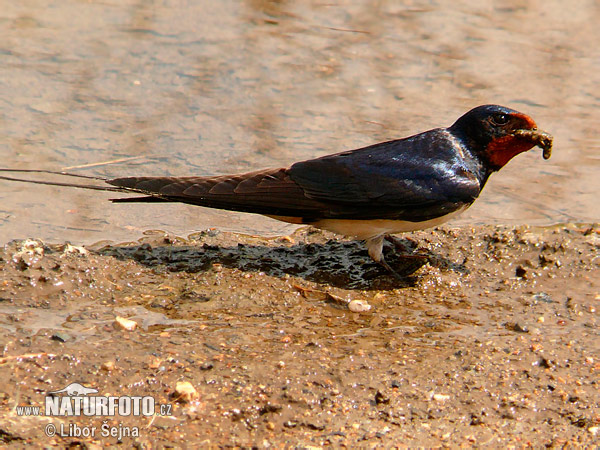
[108,169,328,217]
[109,130,483,222]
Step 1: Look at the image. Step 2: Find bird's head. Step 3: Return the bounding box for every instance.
[449,105,553,170]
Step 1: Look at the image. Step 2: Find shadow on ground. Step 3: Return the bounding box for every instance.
[98,231,467,290]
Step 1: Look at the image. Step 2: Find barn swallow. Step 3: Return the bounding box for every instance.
[0,104,553,277]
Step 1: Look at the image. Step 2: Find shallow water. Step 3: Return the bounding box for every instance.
[1,0,598,244]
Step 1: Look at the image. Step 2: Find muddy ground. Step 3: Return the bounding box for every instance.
[0,223,598,447]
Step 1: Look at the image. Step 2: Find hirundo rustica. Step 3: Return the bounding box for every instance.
[0,104,553,277]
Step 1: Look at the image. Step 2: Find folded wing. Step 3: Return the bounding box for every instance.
[109,131,482,222]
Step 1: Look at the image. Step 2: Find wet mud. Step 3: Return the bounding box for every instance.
[0,224,598,446]
[1,0,599,244]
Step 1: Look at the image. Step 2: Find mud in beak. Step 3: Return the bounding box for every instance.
[514,129,553,160]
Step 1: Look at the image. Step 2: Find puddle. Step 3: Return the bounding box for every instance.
[0,303,196,341]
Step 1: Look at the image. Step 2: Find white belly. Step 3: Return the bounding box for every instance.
[311,206,468,240]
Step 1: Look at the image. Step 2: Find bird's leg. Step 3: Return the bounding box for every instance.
[365,235,404,280]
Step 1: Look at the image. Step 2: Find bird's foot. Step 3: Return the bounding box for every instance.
[366,235,427,279]
[384,235,429,261]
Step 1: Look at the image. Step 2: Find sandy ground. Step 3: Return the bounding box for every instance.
[0,223,598,447]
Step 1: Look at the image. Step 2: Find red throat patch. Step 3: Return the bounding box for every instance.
[486,135,536,168]
[486,113,538,168]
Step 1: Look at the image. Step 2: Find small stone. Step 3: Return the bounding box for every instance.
[259,403,282,415]
[51,332,70,343]
[173,381,198,403]
[513,323,529,333]
[433,393,450,402]
[101,361,115,371]
[148,358,161,369]
[348,299,372,313]
[374,390,390,405]
[114,316,137,331]
[200,362,214,370]
[533,292,554,303]
[276,361,285,369]
[63,243,88,255]
[12,239,44,269]
[515,266,527,278]
[538,357,552,368]
[588,426,599,435]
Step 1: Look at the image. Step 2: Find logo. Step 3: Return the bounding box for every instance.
[48,383,99,397]
[15,380,175,440]
[15,381,173,418]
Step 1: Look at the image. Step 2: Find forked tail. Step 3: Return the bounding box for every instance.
[0,169,164,199]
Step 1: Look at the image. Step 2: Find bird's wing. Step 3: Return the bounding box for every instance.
[108,168,330,217]
[109,131,482,221]
[287,131,483,220]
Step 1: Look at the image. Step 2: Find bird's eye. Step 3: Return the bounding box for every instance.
[491,113,509,126]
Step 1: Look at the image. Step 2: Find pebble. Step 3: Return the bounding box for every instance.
[12,239,45,268]
[101,361,115,371]
[375,391,390,405]
[16,239,45,256]
[51,332,71,343]
[432,393,450,402]
[174,381,198,403]
[62,243,88,255]
[348,299,372,313]
[114,316,138,331]
[513,323,529,333]
[148,358,161,369]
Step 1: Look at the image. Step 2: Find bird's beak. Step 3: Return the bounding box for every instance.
[514,128,553,160]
